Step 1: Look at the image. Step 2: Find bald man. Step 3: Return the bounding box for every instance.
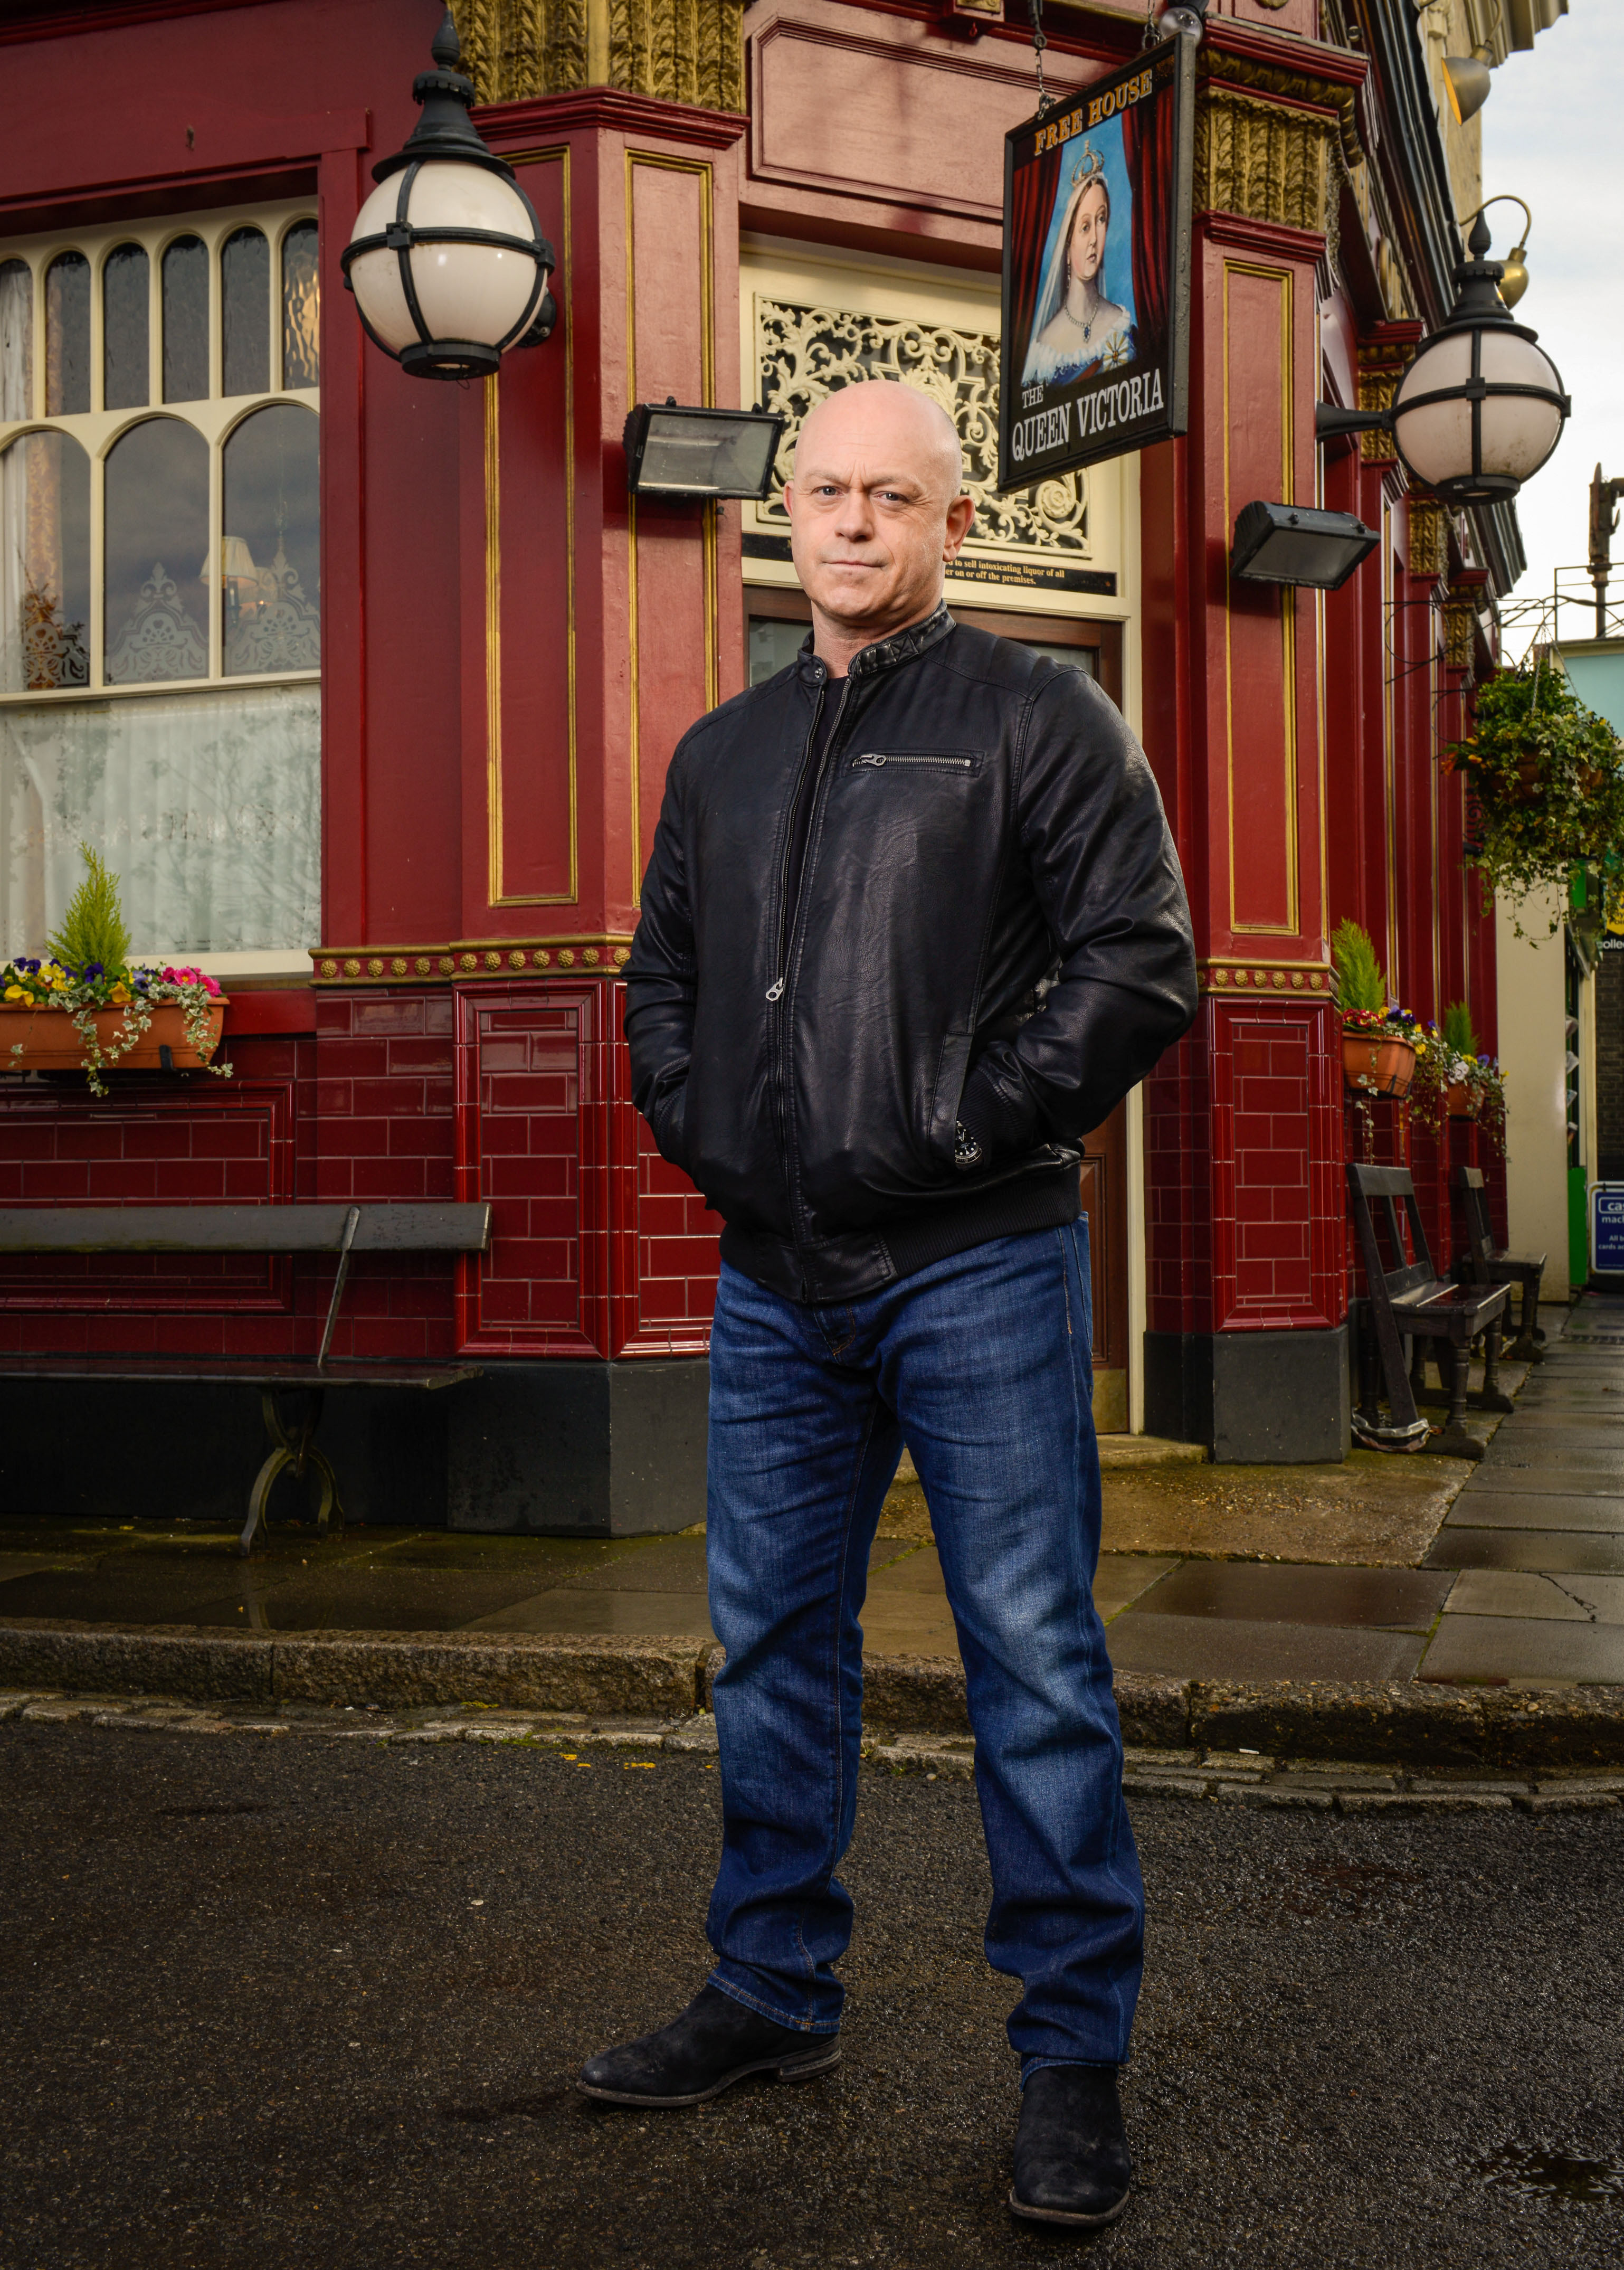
[594,380,1196,2230]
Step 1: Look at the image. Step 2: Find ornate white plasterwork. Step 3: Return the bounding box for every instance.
[753,295,1089,555]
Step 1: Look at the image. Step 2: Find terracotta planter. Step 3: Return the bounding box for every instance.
[0,999,226,1074]
[1445,1080,1478,1119]
[1342,1029,1416,1099]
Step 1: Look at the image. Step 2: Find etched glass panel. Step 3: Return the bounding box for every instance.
[0,260,33,420]
[0,431,91,692]
[221,404,319,675]
[748,616,806,686]
[0,683,321,956]
[45,251,91,415]
[281,221,319,389]
[102,241,150,412]
[162,234,209,403]
[103,417,209,684]
[754,295,1088,554]
[221,225,270,396]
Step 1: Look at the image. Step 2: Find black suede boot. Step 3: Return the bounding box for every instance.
[577,1984,840,2108]
[1009,2064,1133,2228]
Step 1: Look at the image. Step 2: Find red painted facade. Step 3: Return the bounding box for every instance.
[0,0,1514,1476]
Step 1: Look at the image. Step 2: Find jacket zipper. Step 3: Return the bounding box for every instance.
[850,753,973,771]
[765,677,852,1002]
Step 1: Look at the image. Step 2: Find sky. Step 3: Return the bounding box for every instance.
[1480,1,1624,639]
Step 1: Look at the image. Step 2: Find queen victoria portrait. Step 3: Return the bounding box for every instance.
[1021,143,1135,389]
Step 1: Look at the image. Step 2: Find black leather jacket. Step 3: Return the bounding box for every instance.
[625,605,1197,1306]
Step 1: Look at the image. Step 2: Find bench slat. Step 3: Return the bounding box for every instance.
[0,1356,481,1387]
[0,1202,490,1255]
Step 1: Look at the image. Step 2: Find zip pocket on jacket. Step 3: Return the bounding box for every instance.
[850,752,979,772]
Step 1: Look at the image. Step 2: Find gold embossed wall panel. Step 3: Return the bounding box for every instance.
[453,0,744,107]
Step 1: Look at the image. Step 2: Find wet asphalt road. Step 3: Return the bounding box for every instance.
[1,1725,1621,2270]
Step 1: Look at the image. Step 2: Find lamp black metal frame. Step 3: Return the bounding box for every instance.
[339,12,556,382]
[623,400,787,500]
[1313,212,1568,507]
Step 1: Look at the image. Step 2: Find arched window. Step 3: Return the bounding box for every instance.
[221,226,269,397]
[221,403,319,674]
[104,417,209,683]
[45,252,90,415]
[281,221,319,389]
[102,242,149,412]
[162,234,209,403]
[1,204,321,958]
[0,430,90,691]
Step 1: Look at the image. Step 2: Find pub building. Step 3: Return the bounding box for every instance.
[0,0,1574,1530]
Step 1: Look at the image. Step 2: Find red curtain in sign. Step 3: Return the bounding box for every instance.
[1006,146,1059,380]
[1122,92,1172,353]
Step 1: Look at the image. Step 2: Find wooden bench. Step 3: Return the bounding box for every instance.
[1347,1164,1514,1461]
[0,1203,489,1554]
[1455,1165,1546,1363]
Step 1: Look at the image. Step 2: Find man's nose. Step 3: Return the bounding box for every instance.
[833,485,877,541]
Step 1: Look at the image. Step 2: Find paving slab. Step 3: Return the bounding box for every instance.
[1103,1612,1426,1683]
[1420,1615,1624,1685]
[1442,1569,1624,1624]
[463,1590,718,1640]
[1448,1476,1624,1515]
[1424,1526,1624,1573]
[1481,1441,1624,1472]
[1098,1450,1470,1567]
[1123,1559,1452,1631]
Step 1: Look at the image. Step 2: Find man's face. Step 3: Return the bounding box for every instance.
[1069,184,1108,288]
[785,388,974,641]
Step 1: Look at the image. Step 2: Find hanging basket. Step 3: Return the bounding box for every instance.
[1445,1080,1479,1119]
[1,1000,226,1074]
[1342,1029,1416,1099]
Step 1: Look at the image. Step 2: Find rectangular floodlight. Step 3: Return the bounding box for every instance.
[623,401,786,499]
[1231,499,1379,592]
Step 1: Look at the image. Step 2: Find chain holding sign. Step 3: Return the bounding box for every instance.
[998,29,1196,490]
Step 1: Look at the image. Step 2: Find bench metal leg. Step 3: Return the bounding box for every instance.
[1507,1277,1545,1364]
[239,1389,344,1558]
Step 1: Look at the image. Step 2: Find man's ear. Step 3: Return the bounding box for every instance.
[943,494,975,564]
[783,480,795,522]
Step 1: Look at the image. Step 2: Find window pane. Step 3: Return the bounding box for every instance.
[162,234,209,403]
[104,417,209,684]
[0,261,33,421]
[0,431,90,692]
[45,251,90,415]
[102,241,150,412]
[221,225,269,396]
[748,614,808,686]
[281,221,319,389]
[1,684,320,958]
[221,403,320,675]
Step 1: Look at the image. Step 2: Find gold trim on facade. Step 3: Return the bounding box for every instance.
[625,147,717,905]
[453,0,746,112]
[1222,259,1299,940]
[1408,498,1448,581]
[1194,87,1335,234]
[1198,45,1364,176]
[486,146,578,909]
[310,935,636,986]
[1201,961,1338,998]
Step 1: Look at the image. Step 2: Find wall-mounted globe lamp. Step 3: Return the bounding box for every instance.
[1315,205,1568,507]
[340,12,556,382]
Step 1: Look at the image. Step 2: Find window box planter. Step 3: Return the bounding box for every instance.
[1445,1079,1478,1119]
[1342,1029,1416,1099]
[1,999,226,1075]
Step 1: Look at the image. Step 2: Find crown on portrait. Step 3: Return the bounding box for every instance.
[1069,141,1106,190]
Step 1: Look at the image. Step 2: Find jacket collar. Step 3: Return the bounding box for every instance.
[794,602,955,686]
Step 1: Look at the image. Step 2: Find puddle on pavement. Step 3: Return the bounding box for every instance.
[1476,2144,1624,2205]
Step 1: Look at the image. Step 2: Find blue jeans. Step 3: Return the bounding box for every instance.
[704,1223,1143,2079]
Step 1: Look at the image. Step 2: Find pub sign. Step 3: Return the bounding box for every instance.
[999,35,1195,490]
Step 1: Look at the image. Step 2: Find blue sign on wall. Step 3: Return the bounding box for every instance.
[1592,1186,1624,1273]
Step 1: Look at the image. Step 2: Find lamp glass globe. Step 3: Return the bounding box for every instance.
[348,163,542,354]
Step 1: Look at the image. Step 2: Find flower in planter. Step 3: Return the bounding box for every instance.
[2,845,232,1097]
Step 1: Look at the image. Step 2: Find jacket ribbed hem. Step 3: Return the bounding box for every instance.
[718,1164,1081,1307]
